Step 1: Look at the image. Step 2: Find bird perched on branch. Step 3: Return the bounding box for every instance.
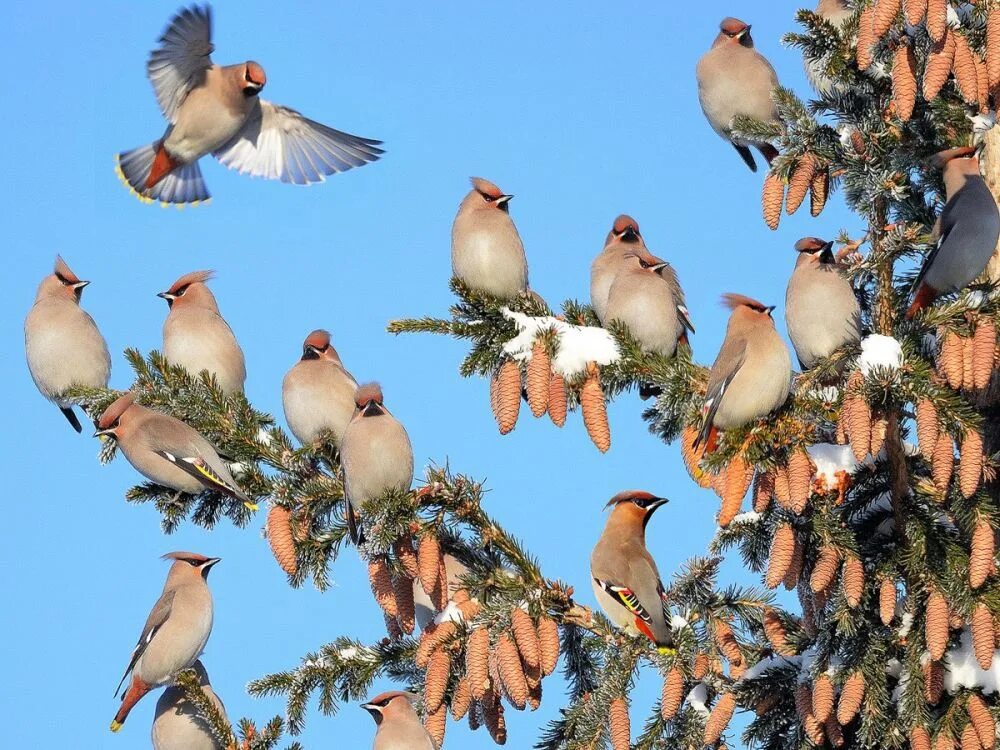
[805,0,852,96]
[696,17,782,171]
[94,392,254,509]
[159,271,245,395]
[116,4,382,206]
[785,237,861,369]
[451,177,528,299]
[282,329,358,448]
[591,491,677,655]
[590,214,647,324]
[111,553,221,732]
[151,660,228,750]
[25,256,110,432]
[362,692,437,749]
[694,294,791,454]
[906,147,1000,319]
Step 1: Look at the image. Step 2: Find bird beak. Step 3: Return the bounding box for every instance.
[157,291,176,301]
[93,427,115,439]
[362,401,383,418]
[764,305,776,316]
[738,26,750,39]
[819,241,836,264]
[648,497,670,515]
[650,262,669,272]
[620,226,639,242]
[204,557,222,569]
[361,704,381,718]
[72,280,90,290]
[497,194,513,205]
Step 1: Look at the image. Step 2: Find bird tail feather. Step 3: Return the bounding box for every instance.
[115,143,210,207]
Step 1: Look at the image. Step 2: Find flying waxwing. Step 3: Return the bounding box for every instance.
[590,215,647,324]
[785,237,861,369]
[151,660,228,750]
[413,554,469,630]
[111,553,221,732]
[694,295,792,454]
[806,0,853,95]
[95,392,255,509]
[159,271,246,395]
[696,18,782,171]
[340,384,414,544]
[906,147,1000,319]
[362,692,437,750]
[591,491,676,654]
[282,329,358,448]
[604,246,694,357]
[116,4,382,206]
[25,256,111,432]
[451,177,528,298]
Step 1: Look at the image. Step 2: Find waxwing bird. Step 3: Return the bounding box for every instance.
[282,329,358,448]
[95,392,254,509]
[25,256,111,432]
[451,177,528,298]
[340,383,414,544]
[591,491,676,654]
[806,1,852,96]
[590,215,647,324]
[116,5,382,206]
[906,147,1000,319]
[160,271,246,395]
[362,692,437,750]
[413,554,469,630]
[111,553,221,732]
[696,18,782,171]
[694,295,792,454]
[151,660,228,750]
[605,246,694,357]
[785,237,861,369]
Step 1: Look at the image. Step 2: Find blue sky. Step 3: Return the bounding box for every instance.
[3,2,857,747]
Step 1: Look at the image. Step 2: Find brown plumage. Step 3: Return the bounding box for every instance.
[973,320,997,390]
[547,372,567,427]
[960,429,984,498]
[786,154,818,215]
[682,425,713,489]
[924,31,956,101]
[763,608,794,655]
[857,4,876,70]
[762,172,784,230]
[493,360,521,434]
[467,627,491,699]
[925,659,944,705]
[940,328,965,389]
[537,616,560,676]
[873,0,902,41]
[972,604,995,670]
[912,725,932,750]
[926,589,950,660]
[892,42,918,121]
[581,362,610,452]
[661,667,685,720]
[843,555,864,608]
[752,470,774,512]
[813,674,835,724]
[497,634,528,710]
[837,672,865,725]
[787,447,813,514]
[766,523,796,589]
[810,166,830,217]
[266,504,297,576]
[510,609,540,671]
[418,534,443,598]
[970,519,995,589]
[719,455,753,527]
[904,0,927,25]
[926,0,948,42]
[811,544,841,594]
[704,692,736,744]
[425,648,451,711]
[968,692,996,749]
[953,32,980,105]
[933,433,955,495]
[526,339,550,417]
[916,399,939,461]
[880,577,897,625]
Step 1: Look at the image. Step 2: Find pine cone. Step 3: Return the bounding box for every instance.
[960,429,985,499]
[825,714,846,748]
[774,464,792,509]
[936,730,956,750]
[537,616,560,676]
[714,620,742,666]
[581,362,610,453]
[762,172,784,230]
[704,692,736,745]
[924,659,944,705]
[924,30,956,101]
[786,153,818,215]
[837,672,865,725]
[972,604,995,671]
[527,678,542,712]
[416,620,458,668]
[796,684,825,744]
[719,455,753,527]
[384,612,403,640]
[975,49,990,114]
[425,648,451,711]
[845,394,872,463]
[810,544,842,594]
[911,725,932,750]
[526,339,550,418]
[892,42,918,121]
[916,398,939,462]
[871,416,888,457]
[926,0,948,42]
[510,608,540,670]
[926,589,950,660]
[940,328,965,389]
[394,571,416,635]
[787,447,814,514]
[681,424,713,489]
[547,371,567,427]
[266,504,298,576]
[368,556,398,619]
[493,360,521,435]
[424,701,446,748]
[763,608,794,655]
[418,534,444,598]
[962,724,980,750]
[693,651,709,680]
[661,667,685,720]
[753,470,774,512]
[810,167,830,218]
[989,6,1000,89]
[466,627,491,699]
[969,692,996,749]
[784,533,804,591]
[394,535,421,580]
[607,697,630,750]
[903,0,926,25]
[850,129,867,156]
[964,330,976,391]
[880,577,897,625]
[932,433,955,496]
[452,676,472,720]
[873,0,901,41]
[953,32,980,106]
[482,689,507,745]
[813,674,835,724]
[971,518,995,590]
[766,523,796,589]
[973,319,997,390]
[843,555,864,608]
[857,4,877,69]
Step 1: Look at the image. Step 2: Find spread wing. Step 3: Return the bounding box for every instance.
[114,589,175,697]
[146,4,214,122]
[213,100,384,185]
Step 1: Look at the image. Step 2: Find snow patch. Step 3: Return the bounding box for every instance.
[807,443,859,486]
[898,613,914,640]
[671,614,689,629]
[859,335,903,377]
[944,629,1000,694]
[730,511,762,525]
[229,462,247,477]
[970,112,997,142]
[434,602,466,625]
[255,428,273,445]
[685,683,711,717]
[501,309,620,378]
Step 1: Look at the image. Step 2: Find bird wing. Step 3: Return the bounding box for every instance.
[212,100,384,184]
[695,336,748,447]
[146,5,214,122]
[677,304,696,335]
[114,589,175,697]
[913,190,962,293]
[593,578,655,627]
[154,449,247,501]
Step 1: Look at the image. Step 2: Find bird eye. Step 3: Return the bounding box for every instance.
[483,195,495,202]
[639,260,651,269]
[187,559,201,566]
[176,286,187,296]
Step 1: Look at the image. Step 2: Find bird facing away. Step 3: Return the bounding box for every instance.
[282,329,358,448]
[339,383,414,544]
[590,215,647,324]
[451,177,528,298]
[116,4,382,205]
[785,237,861,369]
[362,691,438,750]
[591,491,676,654]
[25,256,111,432]
[605,246,694,357]
[111,553,221,732]
[151,660,228,750]
[906,147,1000,319]
[413,553,470,630]
[696,18,782,171]
[159,271,246,395]
[806,0,853,95]
[694,294,792,454]
[95,392,254,508]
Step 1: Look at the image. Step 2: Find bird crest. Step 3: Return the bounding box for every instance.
[166,270,215,295]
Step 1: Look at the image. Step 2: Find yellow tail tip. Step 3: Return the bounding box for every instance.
[110,720,123,733]
[657,646,678,656]
[243,501,259,512]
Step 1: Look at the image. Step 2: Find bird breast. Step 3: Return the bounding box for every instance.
[605,271,682,357]
[163,67,254,162]
[697,47,779,140]
[714,330,791,429]
[786,266,860,368]
[163,309,246,395]
[25,298,110,403]
[451,210,527,298]
[136,586,213,687]
[282,362,358,447]
[341,417,414,505]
